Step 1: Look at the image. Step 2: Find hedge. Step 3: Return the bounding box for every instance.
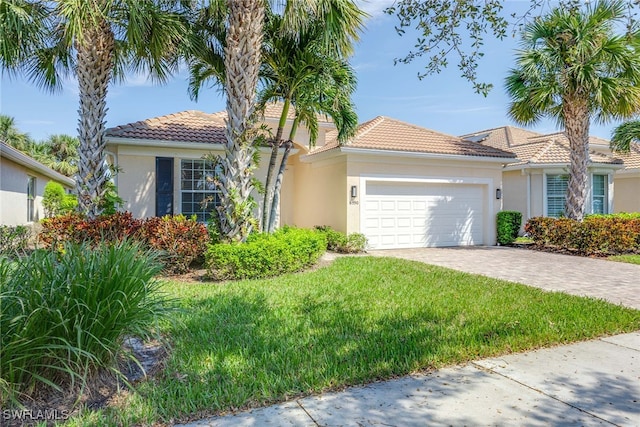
[206,227,327,280]
[496,211,522,245]
[525,214,640,255]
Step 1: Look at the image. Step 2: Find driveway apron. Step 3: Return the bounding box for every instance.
[369,247,640,309]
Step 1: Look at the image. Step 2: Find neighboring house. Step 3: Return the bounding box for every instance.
[105,107,515,249]
[590,141,640,213]
[0,141,75,226]
[461,126,624,223]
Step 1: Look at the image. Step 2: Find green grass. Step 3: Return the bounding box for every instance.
[608,254,640,265]
[513,236,534,244]
[66,256,640,426]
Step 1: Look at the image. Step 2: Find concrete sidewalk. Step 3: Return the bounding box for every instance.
[181,332,640,426]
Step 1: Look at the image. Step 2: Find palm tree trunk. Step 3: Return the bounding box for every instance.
[75,22,114,220]
[216,0,264,242]
[262,98,290,231]
[267,140,292,232]
[563,97,590,221]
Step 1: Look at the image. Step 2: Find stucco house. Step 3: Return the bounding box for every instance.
[105,106,516,249]
[590,140,640,213]
[0,141,75,226]
[460,126,625,223]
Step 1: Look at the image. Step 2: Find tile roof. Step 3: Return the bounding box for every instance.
[309,116,516,159]
[106,102,333,143]
[106,110,227,143]
[612,142,640,170]
[461,126,622,167]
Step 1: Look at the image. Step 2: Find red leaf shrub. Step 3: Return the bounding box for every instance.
[524,215,640,255]
[39,212,143,248]
[139,215,208,274]
[39,212,208,273]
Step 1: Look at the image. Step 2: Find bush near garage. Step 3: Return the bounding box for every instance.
[524,214,640,255]
[206,227,327,280]
[314,225,368,253]
[496,211,522,245]
[39,212,207,273]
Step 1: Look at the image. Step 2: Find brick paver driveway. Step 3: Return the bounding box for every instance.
[369,247,640,310]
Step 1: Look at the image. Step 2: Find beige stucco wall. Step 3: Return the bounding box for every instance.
[613,174,640,213]
[0,157,71,226]
[501,170,528,219]
[289,153,347,231]
[109,144,290,223]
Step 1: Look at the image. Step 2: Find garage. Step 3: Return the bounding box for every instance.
[362,180,485,249]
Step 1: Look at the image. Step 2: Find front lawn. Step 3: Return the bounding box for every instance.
[68,256,640,425]
[608,254,640,265]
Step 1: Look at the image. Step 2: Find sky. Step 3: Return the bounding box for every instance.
[0,1,622,143]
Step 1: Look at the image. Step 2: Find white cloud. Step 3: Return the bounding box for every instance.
[356,0,396,18]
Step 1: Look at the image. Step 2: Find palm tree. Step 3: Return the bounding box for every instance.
[611,120,640,152]
[0,0,48,71]
[0,114,32,151]
[33,134,79,176]
[505,0,640,221]
[257,10,360,232]
[212,0,265,242]
[1,1,189,219]
[188,0,364,236]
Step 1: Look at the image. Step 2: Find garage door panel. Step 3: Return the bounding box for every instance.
[364,181,484,249]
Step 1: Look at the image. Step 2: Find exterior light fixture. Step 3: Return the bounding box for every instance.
[351,185,357,198]
[496,188,502,200]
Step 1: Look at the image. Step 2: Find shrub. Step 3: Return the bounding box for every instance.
[206,227,326,280]
[42,181,66,217]
[0,225,30,258]
[0,241,168,405]
[315,225,368,253]
[496,211,522,245]
[39,212,208,273]
[524,214,640,255]
[42,181,77,218]
[39,212,143,248]
[140,215,208,273]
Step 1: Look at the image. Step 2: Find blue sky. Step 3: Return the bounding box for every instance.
[0,1,620,142]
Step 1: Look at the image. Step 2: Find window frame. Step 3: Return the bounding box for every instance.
[27,175,36,222]
[544,173,568,218]
[179,158,220,222]
[591,173,608,215]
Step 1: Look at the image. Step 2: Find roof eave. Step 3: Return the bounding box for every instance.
[337,146,516,163]
[504,161,625,171]
[105,137,298,155]
[0,142,75,187]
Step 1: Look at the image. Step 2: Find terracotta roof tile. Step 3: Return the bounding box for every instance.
[612,142,640,170]
[310,116,516,158]
[106,110,227,143]
[107,102,333,143]
[462,126,622,167]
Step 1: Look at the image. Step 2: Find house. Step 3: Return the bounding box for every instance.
[460,126,624,223]
[105,107,515,249]
[0,141,75,226]
[590,140,640,213]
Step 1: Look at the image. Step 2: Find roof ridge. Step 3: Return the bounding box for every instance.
[352,116,386,144]
[530,138,560,163]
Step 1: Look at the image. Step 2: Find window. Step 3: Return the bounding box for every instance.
[27,176,36,222]
[592,174,608,214]
[181,159,220,222]
[546,174,568,218]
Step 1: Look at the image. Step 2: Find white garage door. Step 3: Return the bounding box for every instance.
[363,181,484,249]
